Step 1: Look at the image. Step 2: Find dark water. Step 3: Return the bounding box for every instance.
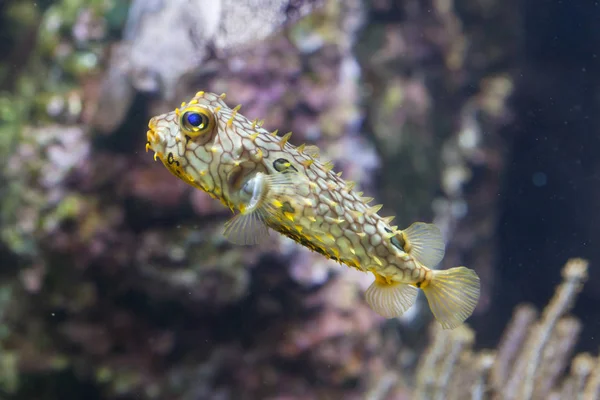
[495,0,600,351]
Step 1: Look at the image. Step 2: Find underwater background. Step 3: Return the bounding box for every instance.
[0,0,598,399]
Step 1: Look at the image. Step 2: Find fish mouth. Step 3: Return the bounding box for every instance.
[145,117,165,161]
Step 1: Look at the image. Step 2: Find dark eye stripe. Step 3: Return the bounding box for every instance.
[273,158,298,173]
[385,227,404,251]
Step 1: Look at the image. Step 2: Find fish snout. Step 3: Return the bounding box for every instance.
[146,117,164,156]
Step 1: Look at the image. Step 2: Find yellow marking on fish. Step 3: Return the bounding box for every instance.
[325,198,338,207]
[214,106,222,113]
[301,159,314,168]
[384,231,397,239]
[336,171,343,177]
[345,181,356,191]
[331,247,340,259]
[349,210,363,218]
[271,199,283,208]
[271,129,279,137]
[297,143,306,153]
[323,161,334,172]
[195,91,205,97]
[219,93,226,99]
[284,212,295,222]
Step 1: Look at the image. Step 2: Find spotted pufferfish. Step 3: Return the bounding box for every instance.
[145,91,480,329]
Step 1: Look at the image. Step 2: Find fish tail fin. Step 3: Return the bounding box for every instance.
[400,222,445,267]
[364,274,418,318]
[421,266,480,329]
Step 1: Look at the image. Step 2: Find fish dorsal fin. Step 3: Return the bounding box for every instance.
[401,222,445,267]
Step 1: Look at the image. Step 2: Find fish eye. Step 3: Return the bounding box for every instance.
[180,105,215,137]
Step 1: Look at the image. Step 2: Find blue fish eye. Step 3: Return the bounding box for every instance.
[186,112,203,127]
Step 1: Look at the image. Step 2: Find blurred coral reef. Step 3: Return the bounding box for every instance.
[0,0,595,399]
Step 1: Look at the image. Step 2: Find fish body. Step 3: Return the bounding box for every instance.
[146,91,480,329]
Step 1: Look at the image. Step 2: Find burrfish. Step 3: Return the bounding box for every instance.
[146,91,480,329]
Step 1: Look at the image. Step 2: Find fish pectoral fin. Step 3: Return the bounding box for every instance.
[421,266,480,330]
[223,207,270,246]
[364,276,418,318]
[223,171,312,245]
[263,171,311,198]
[401,222,445,267]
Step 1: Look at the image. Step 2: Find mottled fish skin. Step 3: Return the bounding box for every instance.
[146,91,480,329]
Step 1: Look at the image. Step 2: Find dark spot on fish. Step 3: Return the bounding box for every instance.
[227,166,245,190]
[167,152,180,166]
[273,158,298,173]
[385,227,404,251]
[416,281,422,288]
[185,135,191,144]
[282,201,295,214]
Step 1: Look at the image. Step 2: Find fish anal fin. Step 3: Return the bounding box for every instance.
[421,266,480,329]
[365,275,418,318]
[401,222,445,267]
